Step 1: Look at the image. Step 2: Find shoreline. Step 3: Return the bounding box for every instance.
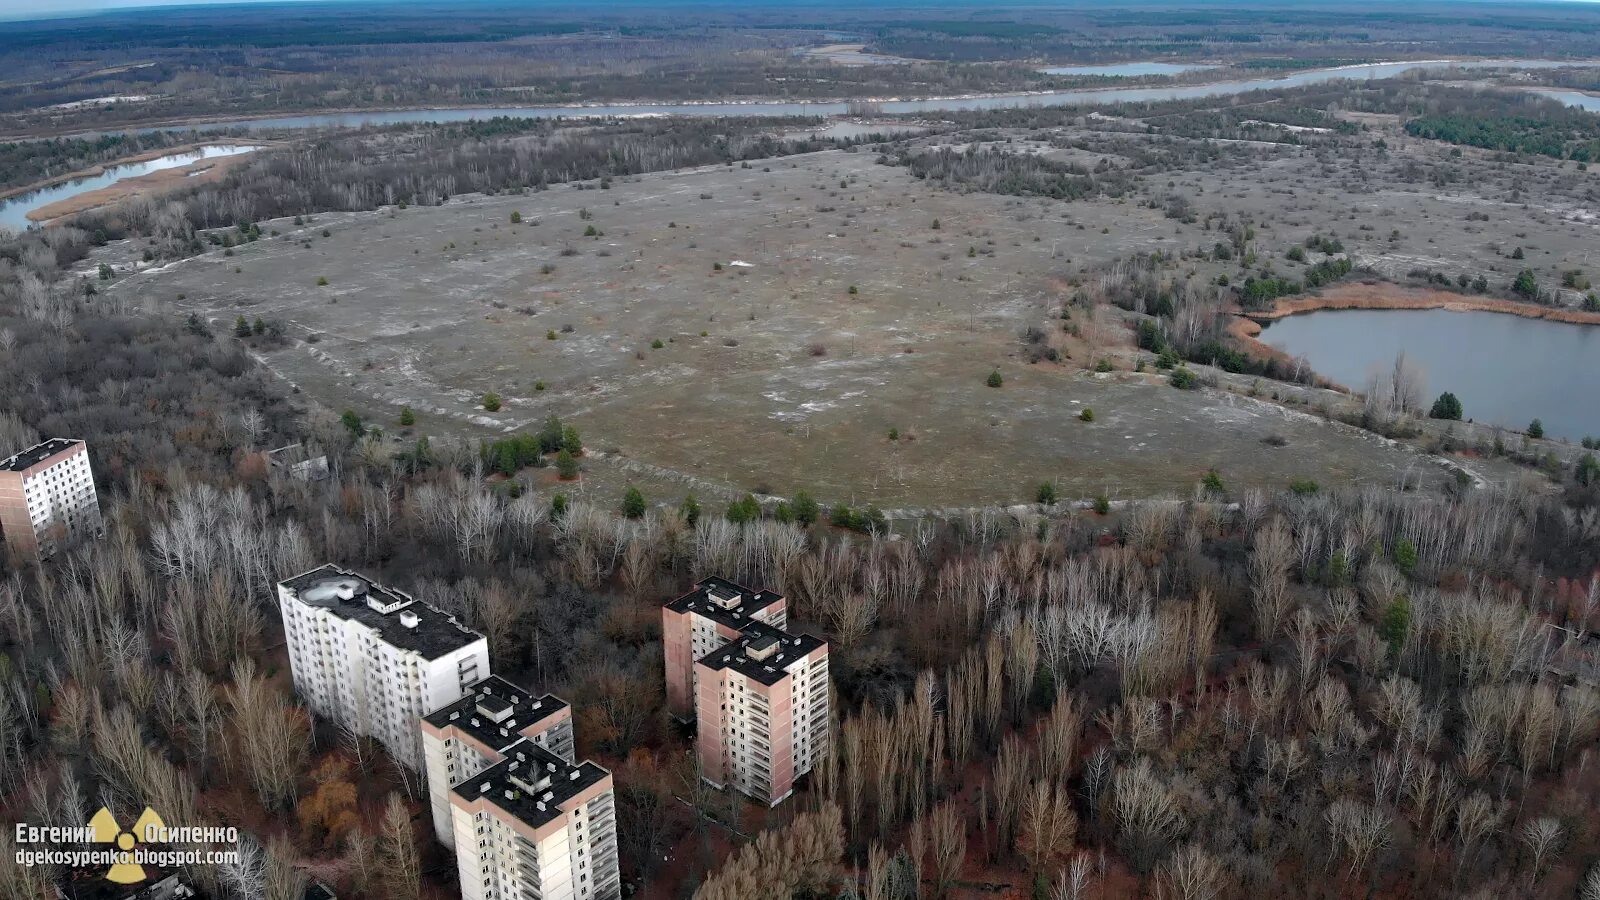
[1246,283,1600,325]
[21,147,266,223]
[0,140,270,204]
[1227,282,1600,389]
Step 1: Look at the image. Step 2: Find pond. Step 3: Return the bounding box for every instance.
[1258,308,1600,442]
[0,144,260,231]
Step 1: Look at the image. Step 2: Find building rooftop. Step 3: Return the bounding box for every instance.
[56,867,194,900]
[665,575,784,630]
[697,620,825,686]
[453,738,610,831]
[422,675,569,751]
[1,438,80,473]
[279,564,483,661]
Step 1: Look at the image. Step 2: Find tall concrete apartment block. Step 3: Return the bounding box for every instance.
[0,438,103,560]
[696,623,829,806]
[448,739,621,900]
[277,565,489,772]
[421,676,576,848]
[661,576,788,720]
[663,577,830,806]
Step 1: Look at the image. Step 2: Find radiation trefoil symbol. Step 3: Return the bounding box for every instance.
[88,807,164,884]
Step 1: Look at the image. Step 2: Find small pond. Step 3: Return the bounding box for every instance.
[1260,308,1600,442]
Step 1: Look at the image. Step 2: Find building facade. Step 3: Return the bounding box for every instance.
[449,739,621,900]
[277,565,488,772]
[661,576,787,720]
[421,676,576,848]
[694,622,829,806]
[0,438,102,561]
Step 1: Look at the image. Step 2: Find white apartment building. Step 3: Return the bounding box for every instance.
[277,565,488,772]
[694,621,830,806]
[449,739,621,900]
[0,438,103,561]
[421,676,576,848]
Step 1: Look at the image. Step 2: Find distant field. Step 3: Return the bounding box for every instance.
[111,147,1474,506]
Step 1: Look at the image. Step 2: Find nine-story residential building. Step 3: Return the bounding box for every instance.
[422,676,576,848]
[448,739,621,900]
[661,576,788,720]
[694,621,829,806]
[663,576,830,806]
[277,564,488,772]
[0,438,102,561]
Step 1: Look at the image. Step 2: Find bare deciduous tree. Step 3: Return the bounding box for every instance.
[928,801,967,898]
[1154,843,1225,900]
[1519,817,1564,886]
[379,793,421,900]
[1017,779,1078,872]
[1249,521,1294,640]
[225,659,310,812]
[1112,758,1185,874]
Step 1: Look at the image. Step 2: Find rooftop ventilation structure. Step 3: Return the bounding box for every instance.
[745,635,780,662]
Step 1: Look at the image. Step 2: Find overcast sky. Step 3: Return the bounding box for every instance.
[5,0,1596,22]
[0,0,338,21]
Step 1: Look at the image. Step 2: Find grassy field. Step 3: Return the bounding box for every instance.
[110,120,1596,507]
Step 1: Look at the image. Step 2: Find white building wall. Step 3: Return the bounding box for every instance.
[424,730,503,848]
[277,580,488,772]
[450,804,492,900]
[792,654,829,777]
[20,450,101,555]
[446,787,621,900]
[422,730,454,847]
[578,790,621,900]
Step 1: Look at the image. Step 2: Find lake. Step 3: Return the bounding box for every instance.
[94,58,1600,136]
[1038,62,1217,77]
[1259,308,1600,442]
[1534,87,1600,111]
[0,144,260,231]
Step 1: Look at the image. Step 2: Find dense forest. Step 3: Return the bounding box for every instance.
[1405,108,1600,162]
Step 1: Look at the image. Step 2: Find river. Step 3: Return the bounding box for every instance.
[103,58,1600,135]
[1038,62,1217,77]
[1259,308,1600,442]
[0,144,260,231]
[11,58,1600,231]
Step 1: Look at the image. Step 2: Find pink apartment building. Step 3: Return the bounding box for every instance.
[663,577,829,806]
